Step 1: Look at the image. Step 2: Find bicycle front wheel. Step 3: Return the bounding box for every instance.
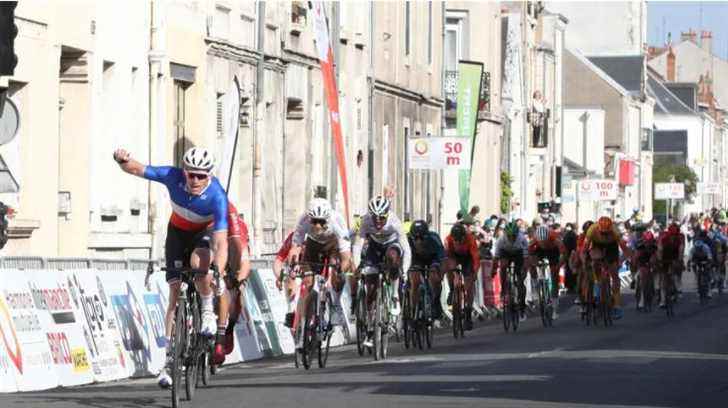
[171,298,188,408]
[185,296,200,401]
[318,294,331,368]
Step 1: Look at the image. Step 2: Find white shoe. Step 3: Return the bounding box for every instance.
[390,297,401,316]
[519,312,527,322]
[362,336,373,348]
[551,309,559,320]
[157,363,172,388]
[573,298,581,305]
[201,311,217,337]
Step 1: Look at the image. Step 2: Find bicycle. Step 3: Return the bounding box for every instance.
[403,265,434,350]
[146,263,218,408]
[534,259,553,328]
[500,259,521,333]
[636,257,655,312]
[355,261,395,360]
[661,260,678,318]
[591,255,614,327]
[450,265,466,339]
[694,260,712,306]
[291,261,337,370]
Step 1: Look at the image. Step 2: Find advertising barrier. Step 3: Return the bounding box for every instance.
[25,269,94,387]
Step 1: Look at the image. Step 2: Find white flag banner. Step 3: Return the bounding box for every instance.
[218,76,241,192]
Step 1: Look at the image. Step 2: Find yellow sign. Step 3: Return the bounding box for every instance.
[71,347,90,373]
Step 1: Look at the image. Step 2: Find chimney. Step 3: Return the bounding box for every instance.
[701,30,713,54]
[667,47,676,81]
[681,28,697,44]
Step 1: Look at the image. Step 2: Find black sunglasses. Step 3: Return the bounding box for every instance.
[311,219,327,226]
[186,172,209,180]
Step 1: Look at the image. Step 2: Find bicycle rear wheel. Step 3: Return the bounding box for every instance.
[602,275,613,327]
[170,299,187,408]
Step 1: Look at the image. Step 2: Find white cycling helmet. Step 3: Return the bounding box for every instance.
[183,147,215,172]
[368,196,391,217]
[307,198,331,220]
[535,225,550,242]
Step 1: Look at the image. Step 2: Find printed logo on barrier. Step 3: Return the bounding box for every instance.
[110,282,150,359]
[0,296,22,374]
[71,347,90,373]
[414,140,429,155]
[143,294,167,348]
[28,282,76,324]
[47,332,72,366]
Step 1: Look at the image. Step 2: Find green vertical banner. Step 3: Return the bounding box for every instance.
[456,61,484,214]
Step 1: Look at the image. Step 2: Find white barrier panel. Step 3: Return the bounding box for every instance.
[99,270,166,378]
[25,269,94,387]
[226,284,263,364]
[242,274,274,357]
[0,270,58,391]
[65,269,127,382]
[254,269,296,355]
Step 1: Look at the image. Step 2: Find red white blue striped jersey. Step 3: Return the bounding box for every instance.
[143,166,228,232]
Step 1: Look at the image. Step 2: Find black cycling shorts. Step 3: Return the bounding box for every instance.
[530,247,561,266]
[592,242,619,264]
[362,240,403,281]
[450,254,474,277]
[165,223,211,283]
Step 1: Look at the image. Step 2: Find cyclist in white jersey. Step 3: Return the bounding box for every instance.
[352,197,411,324]
[287,198,351,325]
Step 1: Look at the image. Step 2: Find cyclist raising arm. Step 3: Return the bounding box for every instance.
[113,147,228,388]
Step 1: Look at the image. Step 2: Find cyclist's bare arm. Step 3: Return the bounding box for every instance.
[212,230,229,274]
[113,148,146,177]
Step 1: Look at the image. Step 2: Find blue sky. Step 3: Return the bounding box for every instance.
[648,1,728,59]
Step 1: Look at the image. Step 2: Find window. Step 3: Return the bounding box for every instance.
[174,81,189,167]
[213,5,230,39]
[405,2,411,56]
[291,1,307,24]
[444,18,462,109]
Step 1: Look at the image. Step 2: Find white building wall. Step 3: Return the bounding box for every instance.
[563,108,605,173]
[546,1,646,56]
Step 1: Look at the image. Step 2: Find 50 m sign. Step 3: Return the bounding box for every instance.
[408,137,471,170]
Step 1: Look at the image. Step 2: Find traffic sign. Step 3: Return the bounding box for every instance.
[655,183,685,199]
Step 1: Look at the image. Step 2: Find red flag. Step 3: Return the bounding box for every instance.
[310,1,350,227]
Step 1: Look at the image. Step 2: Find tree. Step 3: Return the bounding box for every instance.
[652,163,699,218]
[500,171,513,215]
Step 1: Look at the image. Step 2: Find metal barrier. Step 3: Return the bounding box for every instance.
[45,258,92,270]
[0,256,46,269]
[0,256,274,271]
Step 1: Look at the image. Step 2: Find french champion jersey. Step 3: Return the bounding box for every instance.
[144,166,228,232]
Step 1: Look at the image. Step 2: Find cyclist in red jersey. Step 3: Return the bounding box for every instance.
[212,202,252,363]
[444,223,480,330]
[274,232,299,327]
[657,222,685,305]
[528,225,567,320]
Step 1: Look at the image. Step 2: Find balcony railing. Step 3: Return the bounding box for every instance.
[444,70,459,107]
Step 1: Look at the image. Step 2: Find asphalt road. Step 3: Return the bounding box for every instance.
[3,278,728,408]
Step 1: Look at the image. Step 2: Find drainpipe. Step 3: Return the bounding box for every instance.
[367,1,375,200]
[252,1,265,256]
[330,2,340,206]
[148,0,162,261]
[521,6,529,219]
[439,0,446,232]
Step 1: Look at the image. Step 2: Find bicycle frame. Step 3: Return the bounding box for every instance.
[534,259,553,327]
